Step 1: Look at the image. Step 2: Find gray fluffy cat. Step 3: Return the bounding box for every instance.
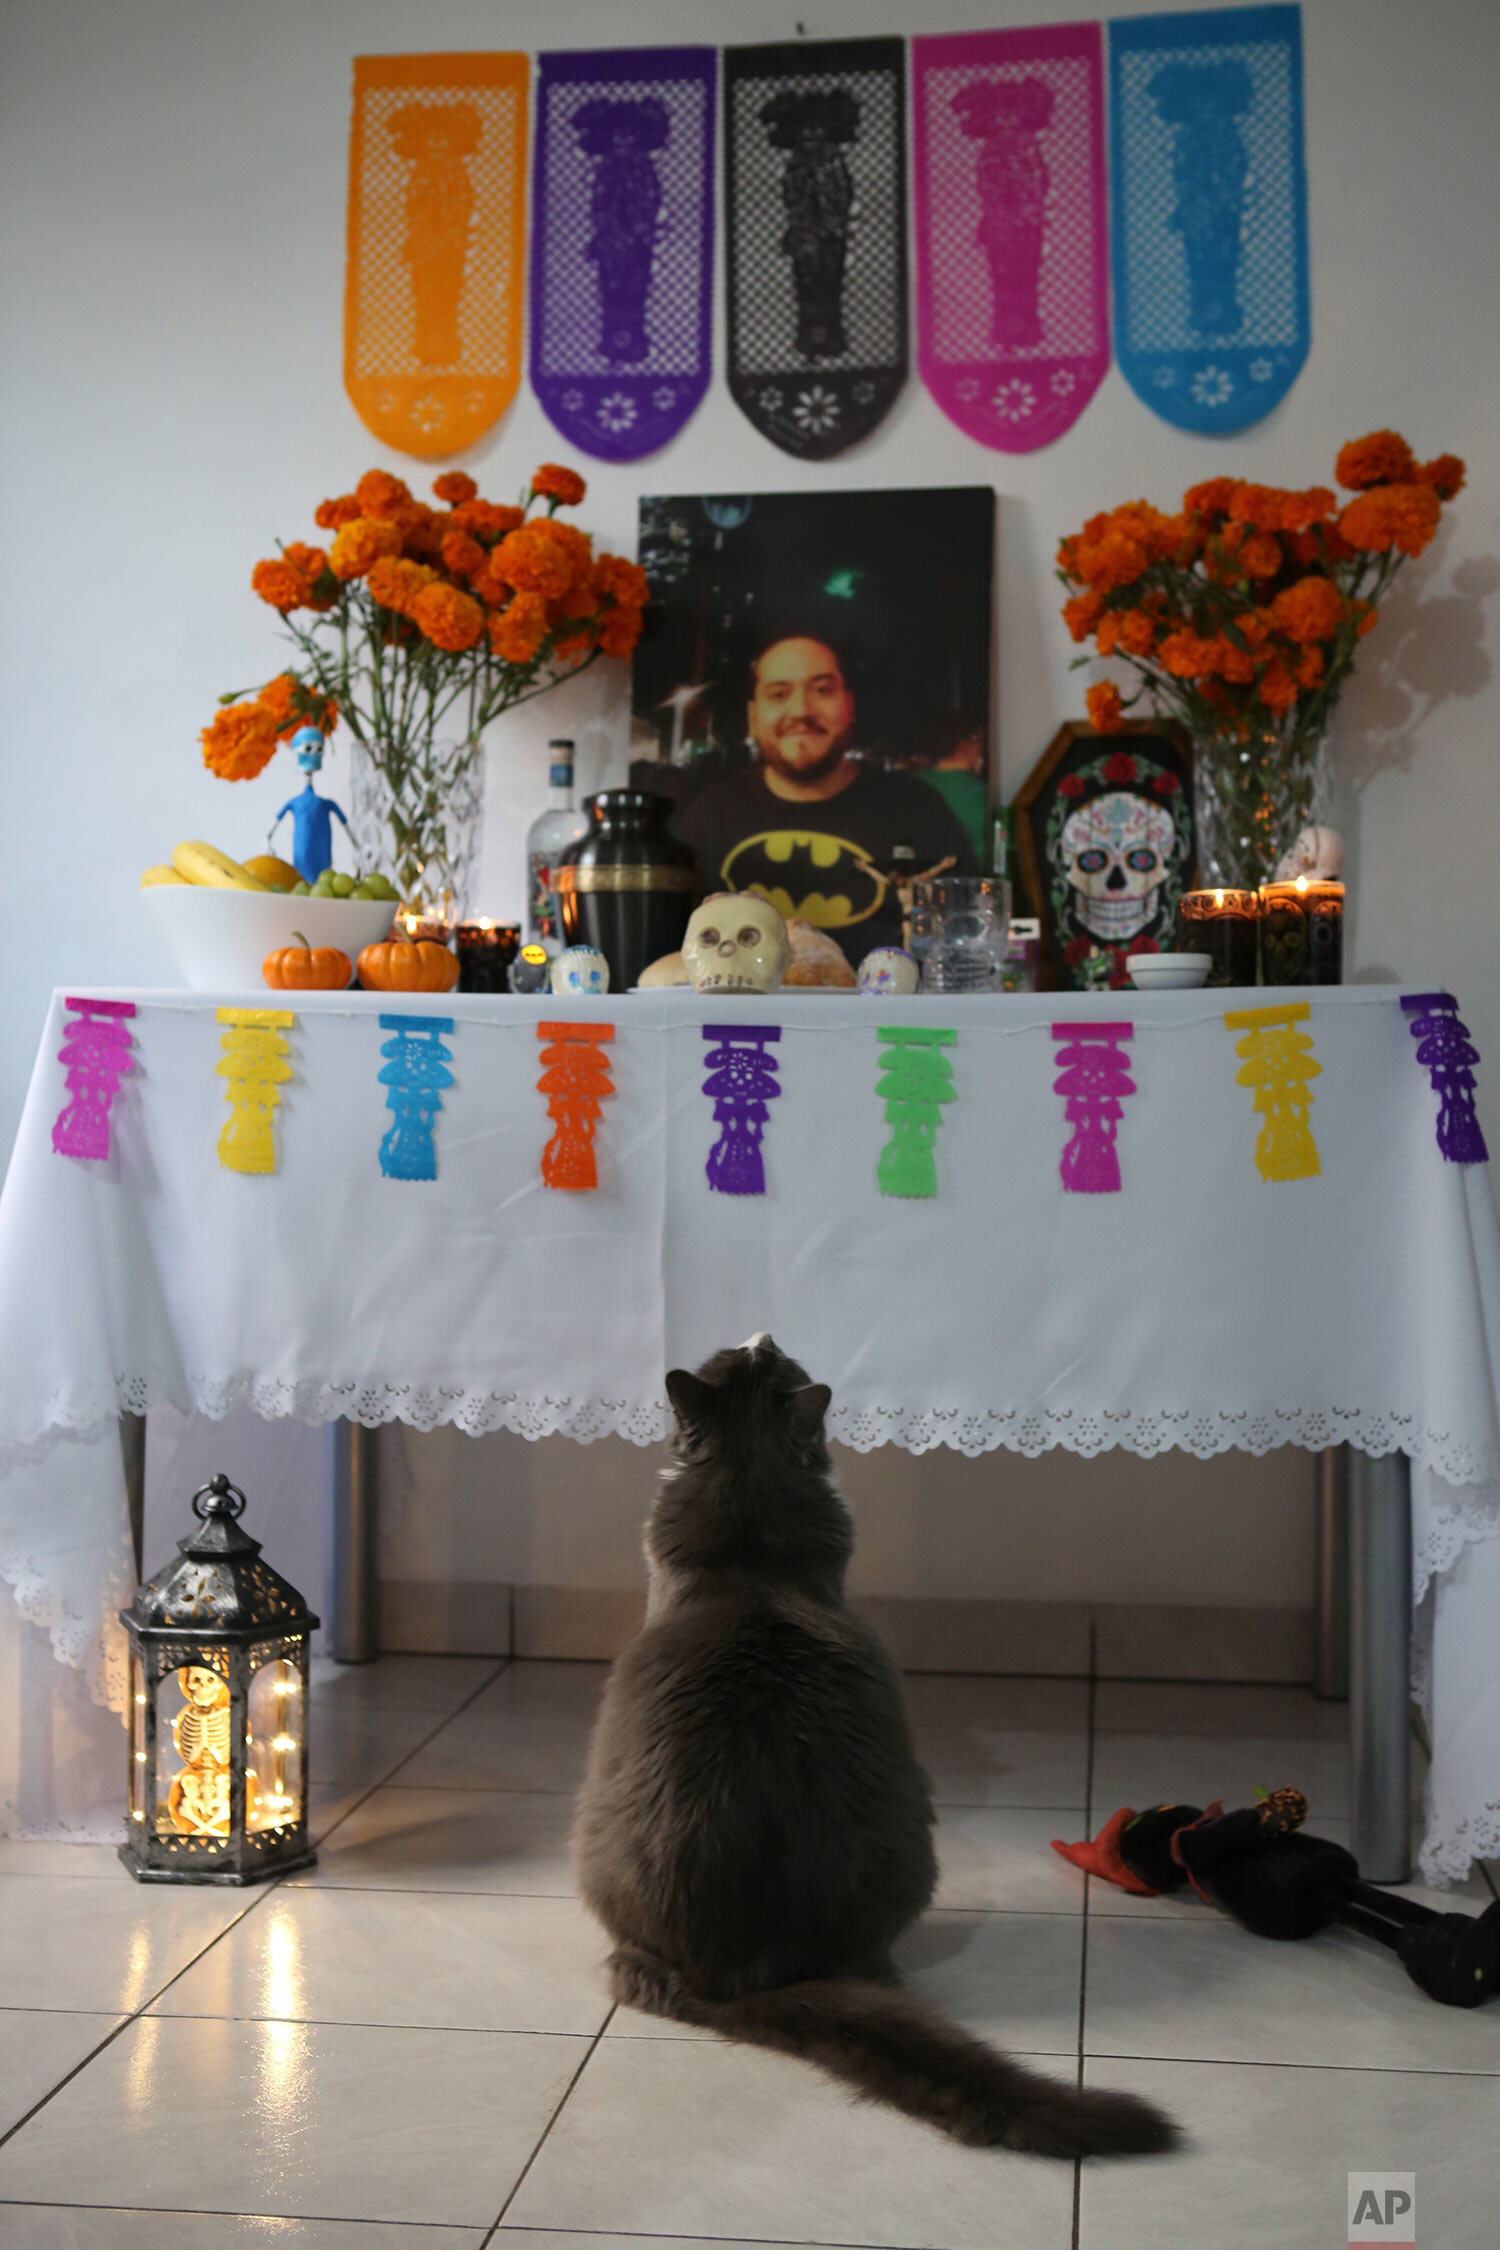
[573,1338,1176,2159]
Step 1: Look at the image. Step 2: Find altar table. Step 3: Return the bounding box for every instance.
[2,984,1497,1884]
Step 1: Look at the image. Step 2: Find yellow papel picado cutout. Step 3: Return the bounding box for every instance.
[216,1009,293,1174]
[1225,1002,1322,1182]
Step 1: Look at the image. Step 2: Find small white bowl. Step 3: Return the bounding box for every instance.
[1128,951,1212,991]
[142,884,398,990]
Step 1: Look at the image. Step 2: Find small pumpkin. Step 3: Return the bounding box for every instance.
[356,936,460,994]
[262,931,353,990]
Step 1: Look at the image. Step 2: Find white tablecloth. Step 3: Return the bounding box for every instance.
[3,984,1497,1879]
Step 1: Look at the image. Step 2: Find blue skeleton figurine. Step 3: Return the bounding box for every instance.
[272,727,348,883]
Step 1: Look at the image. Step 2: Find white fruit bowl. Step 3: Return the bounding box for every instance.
[1128,951,1212,991]
[141,884,398,991]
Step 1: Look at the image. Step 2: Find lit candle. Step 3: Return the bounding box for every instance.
[455,919,521,994]
[1175,888,1259,987]
[1260,878,1344,986]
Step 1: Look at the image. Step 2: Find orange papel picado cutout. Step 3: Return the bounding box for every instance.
[1225,1002,1321,1183]
[216,1009,294,1175]
[538,1021,615,1191]
[344,53,528,460]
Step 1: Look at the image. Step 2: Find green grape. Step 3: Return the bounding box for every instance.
[329,873,355,897]
[291,880,311,896]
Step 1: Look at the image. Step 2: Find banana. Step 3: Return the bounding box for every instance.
[171,841,268,891]
[140,865,189,887]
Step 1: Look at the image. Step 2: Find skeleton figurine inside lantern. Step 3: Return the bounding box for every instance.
[681,893,790,994]
[1044,743,1194,990]
[119,1473,318,1884]
[549,945,610,997]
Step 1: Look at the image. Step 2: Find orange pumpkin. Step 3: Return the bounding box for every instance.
[262,932,353,990]
[356,936,460,994]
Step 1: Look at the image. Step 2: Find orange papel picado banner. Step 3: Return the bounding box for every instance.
[344,53,529,460]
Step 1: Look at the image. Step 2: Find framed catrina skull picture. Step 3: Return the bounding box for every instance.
[1013,721,1196,991]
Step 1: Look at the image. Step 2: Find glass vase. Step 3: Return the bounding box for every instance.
[347,734,484,926]
[1191,723,1331,891]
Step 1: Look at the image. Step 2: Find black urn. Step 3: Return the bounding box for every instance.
[554,790,702,991]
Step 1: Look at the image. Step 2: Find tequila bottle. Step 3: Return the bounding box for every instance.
[525,740,588,944]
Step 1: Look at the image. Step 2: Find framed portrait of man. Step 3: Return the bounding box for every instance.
[1013,720,1197,990]
[630,487,995,965]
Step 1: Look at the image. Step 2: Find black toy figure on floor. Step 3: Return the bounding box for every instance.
[1054,1788,1500,2009]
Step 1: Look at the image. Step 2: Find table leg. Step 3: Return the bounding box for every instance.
[1348,1448,1412,1882]
[119,1410,146,1583]
[326,1419,380,1664]
[1315,1444,1349,1701]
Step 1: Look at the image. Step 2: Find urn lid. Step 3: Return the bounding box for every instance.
[120,1474,319,1640]
[560,789,697,873]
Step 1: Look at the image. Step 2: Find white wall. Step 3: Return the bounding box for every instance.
[7,0,1498,1625]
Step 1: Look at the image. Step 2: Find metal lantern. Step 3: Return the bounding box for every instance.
[119,1473,319,1884]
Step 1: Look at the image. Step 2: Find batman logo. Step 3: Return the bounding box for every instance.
[720,830,887,929]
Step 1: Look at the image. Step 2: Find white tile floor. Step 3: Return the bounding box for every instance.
[0,1656,1495,2248]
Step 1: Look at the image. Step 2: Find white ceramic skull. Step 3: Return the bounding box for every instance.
[1060,791,1176,944]
[1273,825,1345,882]
[681,892,789,994]
[549,945,610,997]
[857,946,921,996]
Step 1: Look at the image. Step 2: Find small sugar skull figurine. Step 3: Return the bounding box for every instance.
[857,946,921,996]
[1273,825,1345,883]
[549,945,610,997]
[682,892,790,994]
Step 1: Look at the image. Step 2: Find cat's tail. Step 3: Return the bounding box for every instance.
[606,1947,1177,2159]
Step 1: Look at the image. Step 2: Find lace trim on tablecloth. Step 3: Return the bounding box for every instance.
[5,1374,1500,1483]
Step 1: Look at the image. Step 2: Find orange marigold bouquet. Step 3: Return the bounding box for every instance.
[1057,432,1464,884]
[203,464,646,910]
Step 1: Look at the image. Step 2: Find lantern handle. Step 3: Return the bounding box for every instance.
[191,1473,248,1522]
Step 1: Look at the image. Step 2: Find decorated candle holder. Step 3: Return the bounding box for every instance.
[455,920,520,994]
[1175,889,1259,988]
[1260,879,1344,987]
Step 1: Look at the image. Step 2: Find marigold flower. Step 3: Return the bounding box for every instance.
[452,498,526,542]
[366,556,438,616]
[1087,683,1124,732]
[411,582,485,652]
[1115,609,1158,658]
[495,522,580,601]
[1227,484,1285,531]
[1295,646,1325,690]
[593,551,649,609]
[250,558,310,611]
[1417,454,1466,502]
[1183,477,1238,524]
[201,701,280,781]
[597,606,643,660]
[1268,576,1344,645]
[441,529,489,580]
[1257,658,1299,714]
[551,628,594,665]
[489,591,549,665]
[1278,487,1335,533]
[329,517,404,579]
[1208,634,1256,685]
[1336,431,1416,490]
[355,468,415,519]
[315,495,362,531]
[1240,532,1283,578]
[432,471,478,505]
[530,463,587,508]
[1062,591,1105,643]
[256,671,338,741]
[1338,483,1442,557]
[1073,529,1148,594]
[1158,629,1218,679]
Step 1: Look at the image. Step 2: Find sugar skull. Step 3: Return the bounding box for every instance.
[1059,791,1177,945]
[682,893,790,994]
[857,947,921,996]
[549,945,610,997]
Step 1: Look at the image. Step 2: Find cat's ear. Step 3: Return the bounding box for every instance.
[665,1368,716,1428]
[789,1382,832,1435]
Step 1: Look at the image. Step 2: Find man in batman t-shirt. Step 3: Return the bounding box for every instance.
[671,634,979,965]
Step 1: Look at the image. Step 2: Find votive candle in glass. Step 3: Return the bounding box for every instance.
[455,919,521,993]
[1260,878,1344,985]
[1175,888,1259,987]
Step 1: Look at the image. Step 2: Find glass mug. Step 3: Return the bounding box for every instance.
[916,876,1011,993]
